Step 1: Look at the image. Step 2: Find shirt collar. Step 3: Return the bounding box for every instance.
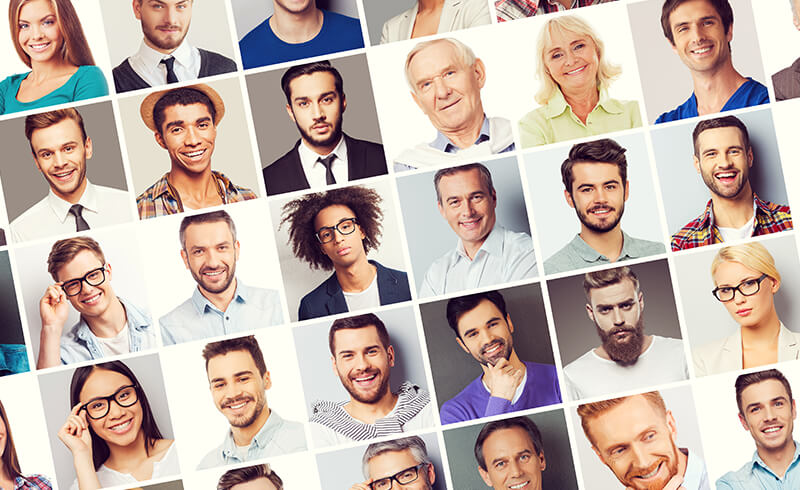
[190,278,245,314]
[682,448,708,490]
[297,135,347,174]
[708,195,758,228]
[46,180,98,223]
[456,223,503,260]
[543,87,623,119]
[152,170,232,202]
[221,409,283,456]
[751,440,800,477]
[135,39,194,70]
[430,115,490,153]
[73,297,148,341]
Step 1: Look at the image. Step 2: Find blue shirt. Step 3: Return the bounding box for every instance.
[655,78,769,123]
[239,10,364,70]
[160,280,284,345]
[430,116,515,153]
[0,344,29,376]
[0,65,108,115]
[717,442,800,489]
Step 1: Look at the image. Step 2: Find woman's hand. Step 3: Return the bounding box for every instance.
[58,403,93,458]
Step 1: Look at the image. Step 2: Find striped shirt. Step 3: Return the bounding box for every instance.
[495,0,614,22]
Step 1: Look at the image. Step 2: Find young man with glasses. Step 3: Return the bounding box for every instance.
[349,436,437,490]
[37,237,155,368]
[281,185,411,321]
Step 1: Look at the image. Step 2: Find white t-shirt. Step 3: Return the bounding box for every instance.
[95,323,130,357]
[343,274,380,312]
[69,441,179,490]
[718,219,755,242]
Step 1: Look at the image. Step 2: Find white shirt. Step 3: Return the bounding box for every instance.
[127,39,201,87]
[563,335,689,401]
[95,323,131,357]
[69,441,179,490]
[482,366,527,404]
[10,181,133,243]
[343,273,380,312]
[419,224,537,298]
[712,200,756,242]
[297,136,349,188]
[683,448,711,490]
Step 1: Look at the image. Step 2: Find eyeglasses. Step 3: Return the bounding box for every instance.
[315,218,358,244]
[61,266,107,297]
[79,384,139,420]
[370,463,428,490]
[712,274,769,302]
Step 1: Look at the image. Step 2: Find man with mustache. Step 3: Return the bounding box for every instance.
[439,290,561,424]
[578,391,710,489]
[671,115,792,250]
[199,335,306,469]
[310,313,436,447]
[113,0,236,93]
[264,60,387,196]
[159,210,283,345]
[562,266,688,401]
[544,138,664,274]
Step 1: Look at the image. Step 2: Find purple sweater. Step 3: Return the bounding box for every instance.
[439,361,562,425]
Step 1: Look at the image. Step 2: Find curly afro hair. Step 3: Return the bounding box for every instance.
[281,186,384,271]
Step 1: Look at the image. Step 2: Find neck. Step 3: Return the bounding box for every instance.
[143,37,178,55]
[710,186,754,228]
[231,406,271,447]
[344,390,398,424]
[54,178,88,204]
[302,134,340,156]
[562,85,600,122]
[269,2,323,44]
[167,165,216,198]
[757,440,797,478]
[418,0,445,11]
[104,429,148,470]
[740,313,782,346]
[28,57,75,81]
[199,278,237,312]
[84,296,127,338]
[690,62,747,115]
[334,258,376,293]
[579,225,623,262]
[441,112,485,150]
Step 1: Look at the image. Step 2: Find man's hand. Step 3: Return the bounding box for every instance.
[40,284,69,332]
[484,358,523,401]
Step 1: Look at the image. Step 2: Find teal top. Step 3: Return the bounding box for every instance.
[519,87,641,147]
[0,65,108,115]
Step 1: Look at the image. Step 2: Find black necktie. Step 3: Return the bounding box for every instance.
[318,154,337,185]
[69,204,90,232]
[160,56,178,84]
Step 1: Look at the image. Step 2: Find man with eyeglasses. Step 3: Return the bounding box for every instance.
[349,436,437,490]
[37,236,155,368]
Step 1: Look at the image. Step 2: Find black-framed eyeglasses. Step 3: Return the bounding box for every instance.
[61,266,107,297]
[315,218,358,244]
[712,274,769,302]
[369,463,428,490]
[79,384,139,420]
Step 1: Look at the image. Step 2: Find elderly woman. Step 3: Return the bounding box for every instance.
[380,0,491,44]
[518,14,640,147]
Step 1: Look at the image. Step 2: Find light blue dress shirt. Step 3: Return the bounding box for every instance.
[717,442,800,489]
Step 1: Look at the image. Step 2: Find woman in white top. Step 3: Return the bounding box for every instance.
[693,242,800,376]
[58,360,178,489]
[380,0,491,44]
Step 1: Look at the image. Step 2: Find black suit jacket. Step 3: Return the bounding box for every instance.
[263,134,387,195]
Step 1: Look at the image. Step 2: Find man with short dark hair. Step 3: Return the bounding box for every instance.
[349,436,436,490]
[264,60,387,195]
[474,416,546,490]
[218,463,284,490]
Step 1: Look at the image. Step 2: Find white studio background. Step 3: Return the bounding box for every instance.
[159,327,309,471]
[231,0,361,41]
[269,178,409,323]
[752,0,799,92]
[771,99,800,246]
[136,199,288,325]
[183,451,322,490]
[14,224,151,365]
[366,1,645,166]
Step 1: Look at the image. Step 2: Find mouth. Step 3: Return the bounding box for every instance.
[181,149,207,161]
[631,461,664,482]
[222,397,253,414]
[311,123,331,133]
[508,481,530,489]
[736,308,752,317]
[81,292,102,306]
[28,41,51,52]
[714,170,738,183]
[690,45,713,56]
[762,425,784,436]
[588,205,614,217]
[336,247,351,256]
[51,168,76,182]
[107,418,133,434]
[157,25,181,33]
[351,371,379,388]
[482,341,504,357]
[438,97,462,111]
[564,65,587,76]
[459,216,483,230]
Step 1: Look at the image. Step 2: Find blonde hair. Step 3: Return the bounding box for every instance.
[534,14,621,105]
[711,242,781,284]
[404,37,477,91]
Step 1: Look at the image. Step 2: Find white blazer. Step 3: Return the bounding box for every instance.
[380,0,491,44]
[693,323,800,377]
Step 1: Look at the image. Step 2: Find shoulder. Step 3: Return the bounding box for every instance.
[19,474,52,488]
[501,227,534,251]
[543,243,579,274]
[715,461,754,487]
[670,212,708,250]
[383,6,415,41]
[461,0,492,15]
[374,261,408,280]
[321,9,361,28]
[267,144,301,170]
[519,106,549,127]
[196,444,223,470]
[524,361,558,377]
[159,297,196,325]
[563,350,598,374]
[197,48,237,72]
[626,234,666,254]
[94,184,130,202]
[76,65,104,78]
[655,95,694,124]
[10,195,50,227]
[345,134,384,153]
[240,18,272,46]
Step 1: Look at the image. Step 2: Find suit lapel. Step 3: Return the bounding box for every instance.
[440,0,462,32]
[323,273,348,315]
[344,134,364,180]
[288,140,311,190]
[375,263,399,304]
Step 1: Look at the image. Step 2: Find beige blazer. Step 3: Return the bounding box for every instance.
[693,323,800,377]
[380,0,491,44]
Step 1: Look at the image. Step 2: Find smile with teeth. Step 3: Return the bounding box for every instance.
[353,372,378,386]
[634,462,663,480]
[509,481,529,489]
[762,426,782,433]
[203,269,225,277]
[460,217,482,229]
[53,169,75,181]
[108,419,132,433]
[589,206,612,216]
[182,149,206,159]
[715,171,737,180]
[565,65,586,75]
[28,41,51,52]
[483,342,503,356]
[81,292,102,305]
[691,46,712,55]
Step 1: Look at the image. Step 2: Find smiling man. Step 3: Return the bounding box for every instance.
[656,0,768,123]
[350,436,437,490]
[159,210,283,345]
[199,335,306,469]
[137,84,257,219]
[671,115,792,250]
[264,60,387,195]
[11,108,132,243]
[474,416,547,490]
[113,0,236,93]
[544,139,664,274]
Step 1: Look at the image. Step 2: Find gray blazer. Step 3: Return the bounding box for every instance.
[380,0,491,44]
[692,323,800,377]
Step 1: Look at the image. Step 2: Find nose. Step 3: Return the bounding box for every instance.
[184,125,201,146]
[53,150,69,167]
[311,101,325,120]
[612,307,625,326]
[508,458,524,477]
[733,288,747,304]
[630,443,649,470]
[165,6,179,24]
[206,248,223,267]
[764,405,777,421]
[106,398,125,419]
[433,77,451,99]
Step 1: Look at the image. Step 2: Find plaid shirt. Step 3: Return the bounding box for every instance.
[671,194,793,251]
[15,474,52,489]
[136,170,257,219]
[495,0,614,21]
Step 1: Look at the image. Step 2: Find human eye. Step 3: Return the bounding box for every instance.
[319,230,333,241]
[520,453,531,462]
[775,400,785,407]
[373,478,391,490]
[447,198,460,208]
[170,126,183,135]
[611,446,626,457]
[238,375,252,383]
[117,389,132,401]
[494,460,506,469]
[89,400,105,411]
[39,150,52,159]
[471,193,485,202]
[191,248,204,256]
[574,42,586,50]
[620,301,634,311]
[43,19,55,26]
[367,347,380,356]
[597,306,612,314]
[18,22,29,30]
[212,381,225,390]
[86,269,103,281]
[718,286,734,296]
[749,405,760,414]
[444,70,456,78]
[340,221,354,232]
[605,183,618,191]
[465,330,478,338]
[643,431,656,441]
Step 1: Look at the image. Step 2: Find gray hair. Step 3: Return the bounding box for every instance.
[362,436,431,479]
[404,38,478,91]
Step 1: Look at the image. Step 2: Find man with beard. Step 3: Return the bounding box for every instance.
[671,115,792,250]
[264,60,387,195]
[544,138,664,274]
[310,313,436,447]
[349,436,437,490]
[438,290,561,424]
[160,210,283,345]
[578,391,711,489]
[562,266,688,401]
[113,0,236,93]
[11,108,132,243]
[199,335,306,469]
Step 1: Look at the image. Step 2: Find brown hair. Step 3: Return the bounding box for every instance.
[583,266,640,302]
[9,0,95,68]
[217,464,283,490]
[47,236,105,281]
[433,163,495,204]
[577,392,667,446]
[329,313,390,356]
[202,335,268,377]
[24,107,87,152]
[735,368,793,415]
[0,400,24,482]
[660,0,734,45]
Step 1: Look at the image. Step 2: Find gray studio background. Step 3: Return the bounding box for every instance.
[361,0,417,46]
[247,53,385,171]
[443,410,578,490]
[419,282,557,411]
[269,179,408,323]
[38,353,177,490]
[0,251,26,345]
[232,0,360,41]
[395,156,533,293]
[572,385,705,490]
[673,234,800,348]
[292,306,434,416]
[525,132,667,266]
[140,482,183,490]
[628,0,767,123]
[651,108,789,235]
[315,432,444,489]
[117,76,261,198]
[547,259,683,365]
[0,101,132,222]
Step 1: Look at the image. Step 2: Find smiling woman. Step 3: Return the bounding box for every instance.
[0,399,52,489]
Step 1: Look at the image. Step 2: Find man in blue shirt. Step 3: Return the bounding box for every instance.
[717,368,800,489]
[656,0,768,123]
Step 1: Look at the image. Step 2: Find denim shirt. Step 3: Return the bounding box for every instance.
[0,344,30,376]
[60,298,154,365]
[717,442,800,489]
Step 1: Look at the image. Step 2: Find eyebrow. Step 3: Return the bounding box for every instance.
[209,370,255,384]
[577,179,621,189]
[37,140,80,153]
[336,344,381,356]
[745,396,788,411]
[594,298,636,309]
[20,13,56,23]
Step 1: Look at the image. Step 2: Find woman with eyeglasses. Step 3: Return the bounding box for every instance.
[0,399,52,489]
[58,360,177,489]
[693,242,799,377]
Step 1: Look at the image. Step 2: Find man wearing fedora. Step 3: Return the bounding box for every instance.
[136,83,257,219]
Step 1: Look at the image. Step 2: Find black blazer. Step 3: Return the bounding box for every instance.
[263,134,387,195]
